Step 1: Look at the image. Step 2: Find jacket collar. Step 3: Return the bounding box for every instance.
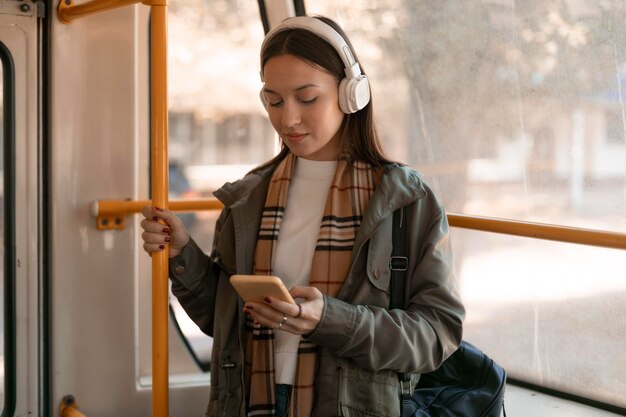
[351,163,427,254]
[212,163,276,208]
[212,159,427,273]
[214,160,426,214]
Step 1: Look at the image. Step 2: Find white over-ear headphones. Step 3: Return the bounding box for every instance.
[259,16,370,114]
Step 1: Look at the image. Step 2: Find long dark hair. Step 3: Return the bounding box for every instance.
[259,15,392,168]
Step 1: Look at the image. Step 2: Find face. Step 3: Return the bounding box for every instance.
[262,54,345,161]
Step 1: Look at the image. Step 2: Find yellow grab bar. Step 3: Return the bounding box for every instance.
[93,198,224,216]
[91,199,224,230]
[59,395,87,417]
[150,3,169,417]
[57,0,168,24]
[58,0,138,24]
[447,213,626,250]
[93,198,626,250]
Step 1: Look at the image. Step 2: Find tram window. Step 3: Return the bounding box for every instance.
[167,0,271,372]
[166,0,274,252]
[453,228,626,408]
[306,0,626,409]
[306,1,626,232]
[140,0,271,382]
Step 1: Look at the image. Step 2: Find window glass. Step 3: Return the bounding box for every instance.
[148,0,272,377]
[167,0,274,250]
[452,229,626,408]
[147,0,626,404]
[305,0,626,408]
[306,0,626,233]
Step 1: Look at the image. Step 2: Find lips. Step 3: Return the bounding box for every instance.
[283,132,308,143]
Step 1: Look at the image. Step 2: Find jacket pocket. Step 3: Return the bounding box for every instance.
[205,350,242,416]
[337,359,400,417]
[340,403,386,417]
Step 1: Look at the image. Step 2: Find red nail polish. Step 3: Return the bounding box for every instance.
[163,228,170,234]
[155,207,163,211]
[264,297,271,304]
[243,309,251,316]
[164,236,171,243]
[159,245,165,250]
[153,216,159,221]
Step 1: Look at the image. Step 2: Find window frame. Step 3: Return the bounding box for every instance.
[0,39,16,417]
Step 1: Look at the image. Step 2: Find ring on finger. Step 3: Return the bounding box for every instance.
[294,303,303,319]
[277,313,288,329]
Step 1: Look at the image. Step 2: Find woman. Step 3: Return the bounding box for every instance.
[141,15,464,417]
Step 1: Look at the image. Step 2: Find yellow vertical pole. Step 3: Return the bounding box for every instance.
[149,1,169,416]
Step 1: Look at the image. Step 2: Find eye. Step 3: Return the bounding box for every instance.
[299,97,317,105]
[268,99,283,108]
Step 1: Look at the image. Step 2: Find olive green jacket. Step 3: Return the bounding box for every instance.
[169,160,465,417]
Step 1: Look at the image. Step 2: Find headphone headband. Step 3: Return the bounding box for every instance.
[259,16,370,114]
[260,16,362,81]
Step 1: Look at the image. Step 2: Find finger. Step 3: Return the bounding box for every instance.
[243,307,273,329]
[141,231,172,245]
[152,206,181,226]
[244,301,281,318]
[141,205,178,225]
[140,207,168,231]
[141,206,156,219]
[261,295,296,314]
[290,286,323,301]
[244,302,288,328]
[244,301,307,334]
[143,242,166,254]
[268,296,304,319]
[251,293,310,321]
[140,218,172,234]
[293,302,303,318]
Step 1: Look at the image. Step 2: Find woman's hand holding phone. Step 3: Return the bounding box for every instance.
[232,275,324,336]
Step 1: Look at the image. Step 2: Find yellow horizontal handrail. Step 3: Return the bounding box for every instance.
[59,395,87,417]
[92,198,224,217]
[447,213,626,250]
[57,0,142,24]
[93,198,626,250]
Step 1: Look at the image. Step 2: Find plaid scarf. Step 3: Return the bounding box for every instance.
[245,153,381,416]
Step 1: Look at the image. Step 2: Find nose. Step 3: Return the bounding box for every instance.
[281,100,301,128]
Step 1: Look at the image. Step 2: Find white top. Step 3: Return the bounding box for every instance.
[272,158,337,385]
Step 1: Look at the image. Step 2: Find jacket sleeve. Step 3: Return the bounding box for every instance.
[304,203,465,374]
[168,208,229,337]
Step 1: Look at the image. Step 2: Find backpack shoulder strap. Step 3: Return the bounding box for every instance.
[391,206,508,417]
[390,206,413,401]
[390,205,409,310]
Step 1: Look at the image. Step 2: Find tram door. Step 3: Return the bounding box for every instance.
[0,1,40,416]
[47,3,211,417]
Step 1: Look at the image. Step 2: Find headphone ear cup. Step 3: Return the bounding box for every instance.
[259,89,268,110]
[352,75,370,111]
[338,76,370,114]
[338,78,351,114]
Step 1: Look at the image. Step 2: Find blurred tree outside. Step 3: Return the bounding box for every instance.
[391,0,626,212]
[168,0,626,222]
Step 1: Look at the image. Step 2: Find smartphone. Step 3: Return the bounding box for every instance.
[229,274,295,304]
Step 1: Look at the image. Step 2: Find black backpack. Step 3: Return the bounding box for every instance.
[390,207,507,417]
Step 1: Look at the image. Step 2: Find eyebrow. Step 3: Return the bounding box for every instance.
[262,84,321,95]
